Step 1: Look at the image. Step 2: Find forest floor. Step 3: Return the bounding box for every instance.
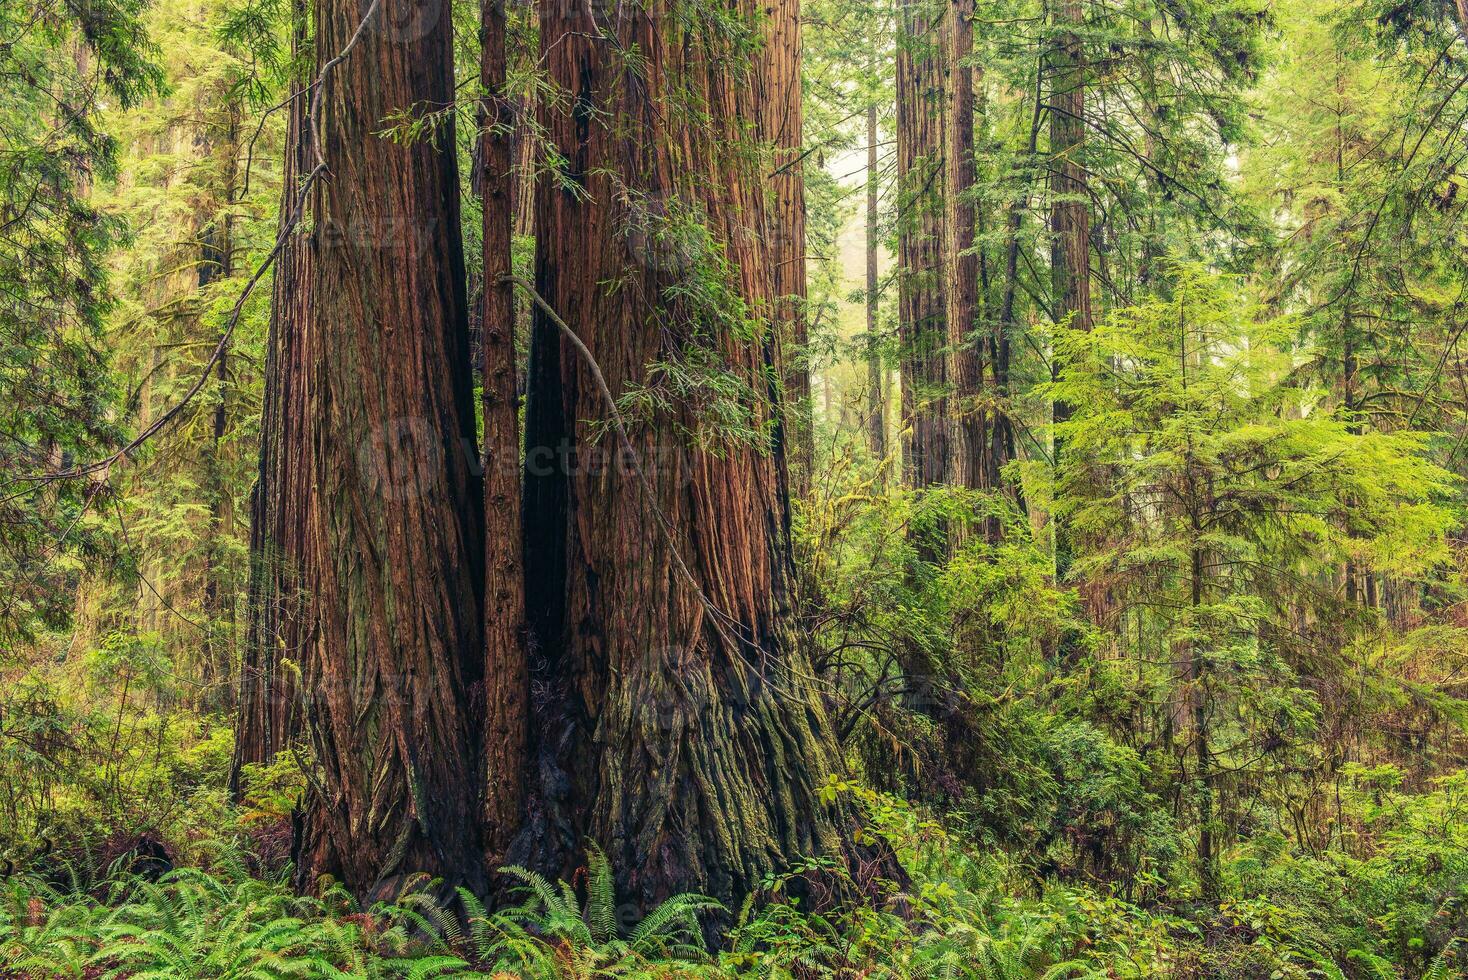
[0,763,1463,979]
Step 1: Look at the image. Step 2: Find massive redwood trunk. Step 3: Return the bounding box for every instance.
[232,6,310,793]
[479,0,528,869]
[289,0,487,898]
[520,0,852,912]
[896,0,949,536]
[760,0,811,494]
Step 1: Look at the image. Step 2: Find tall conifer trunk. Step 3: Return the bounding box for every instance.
[289,0,486,898]
[896,0,949,558]
[520,0,852,912]
[479,0,528,869]
[1048,0,1090,339]
[865,104,887,473]
[946,0,988,504]
[199,100,241,697]
[762,0,811,494]
[232,6,311,791]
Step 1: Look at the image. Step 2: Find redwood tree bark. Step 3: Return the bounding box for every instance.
[289,0,487,899]
[479,0,528,870]
[1048,0,1090,338]
[896,0,949,532]
[761,0,811,495]
[232,7,310,792]
[1048,0,1091,355]
[945,0,988,499]
[520,0,852,912]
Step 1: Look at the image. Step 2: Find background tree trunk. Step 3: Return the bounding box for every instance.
[946,0,988,503]
[866,104,886,475]
[289,0,486,900]
[519,0,854,913]
[1048,0,1090,340]
[761,0,811,495]
[896,0,949,544]
[1048,0,1090,579]
[199,100,241,700]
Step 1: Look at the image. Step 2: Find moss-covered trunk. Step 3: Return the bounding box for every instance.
[520,0,854,913]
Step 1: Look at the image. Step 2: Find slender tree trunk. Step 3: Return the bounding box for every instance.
[992,64,1043,505]
[478,0,528,870]
[1189,537,1218,899]
[511,100,535,241]
[232,8,310,793]
[890,2,993,797]
[1178,322,1216,898]
[510,92,535,385]
[1343,302,1360,605]
[896,0,950,557]
[865,104,887,475]
[1335,75,1366,609]
[1137,16,1162,289]
[946,0,987,507]
[762,0,811,495]
[1048,0,1090,579]
[520,0,855,913]
[289,0,487,899]
[1048,0,1089,337]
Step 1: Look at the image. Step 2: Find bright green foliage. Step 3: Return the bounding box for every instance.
[468,846,722,977]
[0,866,491,978]
[77,0,284,709]
[1053,265,1459,890]
[0,0,163,641]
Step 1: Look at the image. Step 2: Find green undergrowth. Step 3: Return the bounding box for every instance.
[0,777,1464,979]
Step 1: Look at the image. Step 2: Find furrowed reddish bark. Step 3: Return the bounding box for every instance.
[520,0,855,913]
[288,0,486,899]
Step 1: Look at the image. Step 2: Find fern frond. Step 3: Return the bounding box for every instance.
[1346,948,1400,980]
[585,842,616,943]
